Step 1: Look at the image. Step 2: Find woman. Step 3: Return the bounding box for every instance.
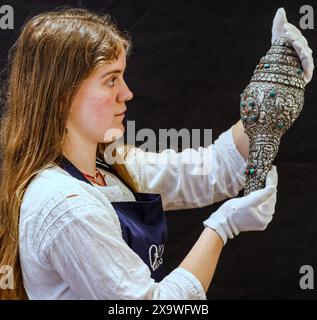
[0,7,313,299]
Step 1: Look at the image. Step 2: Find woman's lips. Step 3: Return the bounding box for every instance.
[115,112,125,117]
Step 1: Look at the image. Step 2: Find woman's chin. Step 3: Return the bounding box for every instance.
[103,126,125,143]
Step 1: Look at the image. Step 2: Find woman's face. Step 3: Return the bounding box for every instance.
[67,52,133,144]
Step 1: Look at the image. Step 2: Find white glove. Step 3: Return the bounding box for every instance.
[204,166,278,245]
[272,7,314,84]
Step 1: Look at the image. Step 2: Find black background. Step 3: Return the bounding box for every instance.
[0,0,316,299]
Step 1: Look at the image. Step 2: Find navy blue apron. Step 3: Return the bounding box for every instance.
[58,156,168,282]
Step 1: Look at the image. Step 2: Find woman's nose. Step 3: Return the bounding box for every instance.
[118,80,133,102]
[125,89,133,102]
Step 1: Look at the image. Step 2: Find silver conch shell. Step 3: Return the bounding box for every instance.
[240,37,305,195]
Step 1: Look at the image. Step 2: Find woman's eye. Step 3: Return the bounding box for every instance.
[107,77,117,87]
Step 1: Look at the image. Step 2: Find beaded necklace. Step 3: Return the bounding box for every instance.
[81,168,107,186]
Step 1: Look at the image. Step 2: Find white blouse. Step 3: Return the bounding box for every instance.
[19,127,246,300]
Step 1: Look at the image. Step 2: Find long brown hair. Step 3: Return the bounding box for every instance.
[0,7,139,300]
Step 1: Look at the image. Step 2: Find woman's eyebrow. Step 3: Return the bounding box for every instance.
[100,68,125,79]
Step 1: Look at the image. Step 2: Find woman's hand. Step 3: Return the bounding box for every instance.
[272,7,314,84]
[203,166,278,245]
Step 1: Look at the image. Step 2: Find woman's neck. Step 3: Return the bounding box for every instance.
[62,133,98,177]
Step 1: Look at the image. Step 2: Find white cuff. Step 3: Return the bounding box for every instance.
[217,127,247,186]
[164,267,207,300]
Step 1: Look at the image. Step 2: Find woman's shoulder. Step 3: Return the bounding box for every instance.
[20,166,120,260]
[20,166,118,226]
[22,166,89,208]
